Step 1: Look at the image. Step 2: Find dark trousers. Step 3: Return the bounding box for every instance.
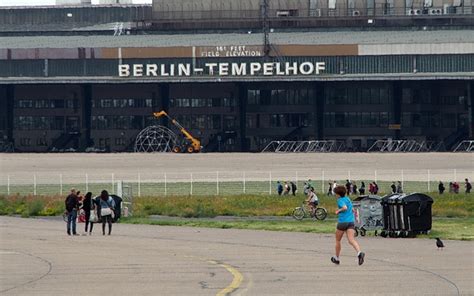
[84,210,94,233]
[67,209,77,235]
[102,215,112,235]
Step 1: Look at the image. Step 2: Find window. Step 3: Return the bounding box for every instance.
[115,138,126,146]
[37,138,48,146]
[223,116,236,129]
[20,138,31,146]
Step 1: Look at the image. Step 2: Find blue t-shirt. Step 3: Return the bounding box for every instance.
[337,196,354,223]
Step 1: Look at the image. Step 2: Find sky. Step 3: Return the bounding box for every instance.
[0,0,151,6]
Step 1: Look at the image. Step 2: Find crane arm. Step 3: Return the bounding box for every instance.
[153,111,201,150]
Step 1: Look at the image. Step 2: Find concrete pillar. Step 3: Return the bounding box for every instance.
[393,81,402,139]
[315,82,325,139]
[238,83,248,151]
[6,85,14,144]
[160,83,170,127]
[468,81,473,138]
[81,84,92,149]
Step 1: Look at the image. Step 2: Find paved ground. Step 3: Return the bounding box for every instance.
[1,217,472,296]
[0,153,473,182]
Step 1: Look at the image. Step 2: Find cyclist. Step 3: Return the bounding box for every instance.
[306,187,319,217]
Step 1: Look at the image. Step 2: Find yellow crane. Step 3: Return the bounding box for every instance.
[153,111,201,153]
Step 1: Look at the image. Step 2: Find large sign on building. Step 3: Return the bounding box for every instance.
[118,61,326,77]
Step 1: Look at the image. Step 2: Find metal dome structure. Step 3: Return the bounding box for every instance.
[134,125,178,153]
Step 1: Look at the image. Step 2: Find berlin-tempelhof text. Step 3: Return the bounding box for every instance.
[118,62,326,77]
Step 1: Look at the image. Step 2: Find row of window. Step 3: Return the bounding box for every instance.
[401,112,466,128]
[246,113,312,128]
[248,88,314,106]
[92,99,155,109]
[402,89,467,105]
[170,97,236,108]
[15,99,79,109]
[14,116,65,130]
[91,115,155,130]
[324,112,390,128]
[174,115,236,130]
[18,138,48,147]
[325,87,391,105]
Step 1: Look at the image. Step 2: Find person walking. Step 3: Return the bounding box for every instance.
[453,182,460,194]
[277,181,283,196]
[465,179,471,194]
[303,182,310,196]
[99,190,116,236]
[345,180,352,195]
[396,181,403,194]
[352,183,358,195]
[283,182,290,195]
[373,182,379,195]
[327,182,333,196]
[82,192,100,235]
[331,185,365,266]
[64,188,79,236]
[359,182,366,195]
[438,181,445,194]
[290,182,297,196]
[390,182,397,194]
[368,182,374,194]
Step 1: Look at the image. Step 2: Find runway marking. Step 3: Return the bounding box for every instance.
[207,260,243,296]
[184,255,244,296]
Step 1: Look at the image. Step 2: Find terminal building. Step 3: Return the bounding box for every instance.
[0,0,473,152]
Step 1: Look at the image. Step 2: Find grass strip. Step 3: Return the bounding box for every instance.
[120,217,474,241]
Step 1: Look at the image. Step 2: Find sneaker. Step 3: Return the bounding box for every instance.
[331,256,340,265]
[358,252,365,266]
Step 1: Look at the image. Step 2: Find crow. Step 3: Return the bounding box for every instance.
[436,238,444,250]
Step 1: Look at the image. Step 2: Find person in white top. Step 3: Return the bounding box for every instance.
[306,187,319,217]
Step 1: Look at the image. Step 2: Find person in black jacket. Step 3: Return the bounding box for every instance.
[64,188,79,236]
[82,192,99,235]
[438,181,445,194]
[290,182,297,196]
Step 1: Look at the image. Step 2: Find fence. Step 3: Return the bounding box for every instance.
[1,169,472,197]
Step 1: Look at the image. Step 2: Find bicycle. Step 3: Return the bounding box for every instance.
[292,201,328,221]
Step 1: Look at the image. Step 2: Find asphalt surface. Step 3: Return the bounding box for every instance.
[1,216,473,296]
[1,153,473,182]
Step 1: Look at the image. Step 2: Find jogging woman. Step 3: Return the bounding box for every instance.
[331,185,365,265]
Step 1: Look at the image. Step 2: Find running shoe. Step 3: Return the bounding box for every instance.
[331,256,340,265]
[358,252,365,266]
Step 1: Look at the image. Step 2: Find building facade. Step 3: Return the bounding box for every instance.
[0,4,473,152]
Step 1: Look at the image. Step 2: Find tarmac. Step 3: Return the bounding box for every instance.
[1,216,472,296]
[1,153,473,182]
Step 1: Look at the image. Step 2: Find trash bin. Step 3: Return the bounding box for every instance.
[381,193,433,238]
[352,195,383,236]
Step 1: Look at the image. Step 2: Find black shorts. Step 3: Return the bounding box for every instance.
[337,222,355,231]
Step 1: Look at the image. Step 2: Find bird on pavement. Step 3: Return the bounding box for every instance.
[435,238,444,250]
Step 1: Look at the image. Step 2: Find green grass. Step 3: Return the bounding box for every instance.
[1,192,472,240]
[1,192,472,219]
[120,217,474,241]
[133,192,473,219]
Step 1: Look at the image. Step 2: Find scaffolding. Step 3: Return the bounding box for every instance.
[367,140,445,152]
[134,125,178,153]
[453,140,474,152]
[261,140,346,153]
